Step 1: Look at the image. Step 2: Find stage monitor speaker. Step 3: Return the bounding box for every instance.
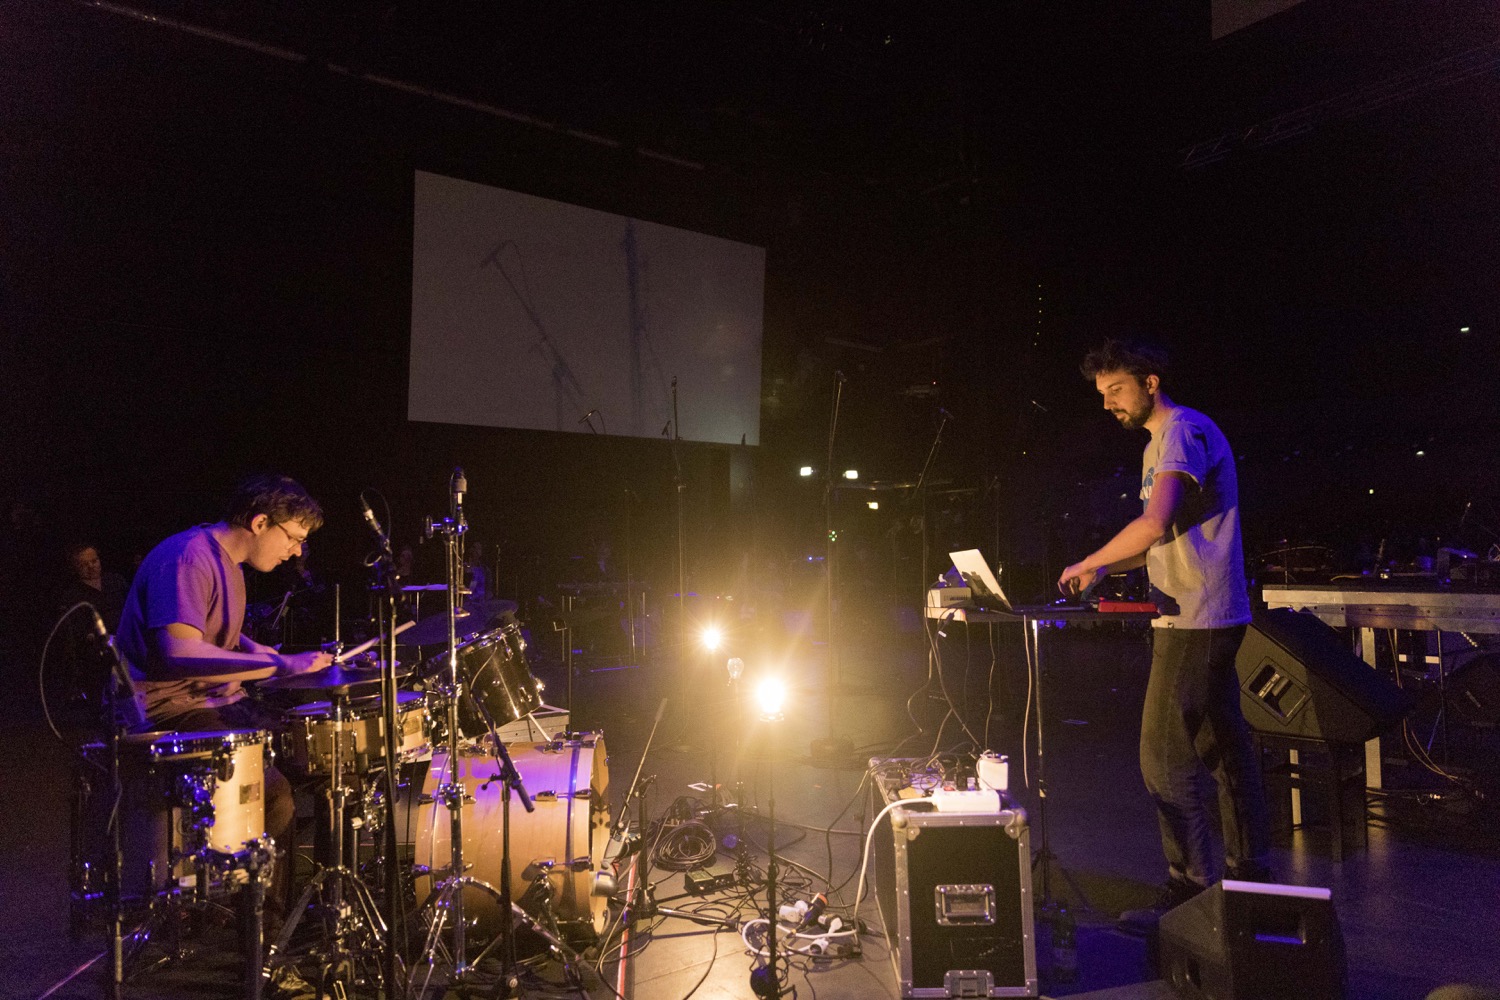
[1449,652,1500,727]
[1236,609,1415,743]
[1159,880,1346,1000]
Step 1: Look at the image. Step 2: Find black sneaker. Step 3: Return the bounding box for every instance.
[1225,862,1274,884]
[1117,877,1205,936]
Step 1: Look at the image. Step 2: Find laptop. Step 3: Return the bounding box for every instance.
[948,549,1095,614]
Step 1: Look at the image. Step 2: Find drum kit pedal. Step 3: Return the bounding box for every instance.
[70,472,615,999]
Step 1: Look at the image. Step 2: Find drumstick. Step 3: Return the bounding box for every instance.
[333,620,416,663]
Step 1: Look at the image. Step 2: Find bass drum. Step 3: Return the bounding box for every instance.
[408,734,611,945]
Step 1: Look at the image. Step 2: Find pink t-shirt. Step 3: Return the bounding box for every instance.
[117,525,247,720]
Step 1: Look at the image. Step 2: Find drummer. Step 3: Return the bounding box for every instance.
[116,473,333,930]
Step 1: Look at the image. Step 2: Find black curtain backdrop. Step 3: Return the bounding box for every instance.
[4,2,1497,621]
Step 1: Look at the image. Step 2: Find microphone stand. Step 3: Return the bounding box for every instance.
[101,629,128,1000]
[671,376,686,668]
[356,492,405,996]
[375,536,405,995]
[912,408,953,612]
[613,700,737,933]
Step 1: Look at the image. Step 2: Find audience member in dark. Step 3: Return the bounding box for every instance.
[50,543,131,718]
[59,542,129,631]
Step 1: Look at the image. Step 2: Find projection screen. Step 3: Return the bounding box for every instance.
[409,170,765,446]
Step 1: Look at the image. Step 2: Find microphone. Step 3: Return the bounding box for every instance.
[938,407,957,423]
[835,370,847,384]
[359,495,393,556]
[578,409,599,425]
[89,607,146,729]
[451,467,467,529]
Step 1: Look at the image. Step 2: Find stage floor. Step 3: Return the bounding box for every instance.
[5,617,1498,999]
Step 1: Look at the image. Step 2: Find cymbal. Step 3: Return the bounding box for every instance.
[259,663,406,693]
[396,599,520,647]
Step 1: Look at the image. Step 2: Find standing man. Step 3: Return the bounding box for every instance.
[1058,339,1271,915]
[117,473,333,929]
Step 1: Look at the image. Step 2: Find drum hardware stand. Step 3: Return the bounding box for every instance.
[264,691,389,995]
[119,845,273,999]
[239,838,274,1000]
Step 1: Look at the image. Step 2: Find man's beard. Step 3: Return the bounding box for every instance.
[1113,396,1154,430]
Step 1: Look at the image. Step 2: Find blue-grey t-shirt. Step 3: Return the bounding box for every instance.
[1141,407,1251,629]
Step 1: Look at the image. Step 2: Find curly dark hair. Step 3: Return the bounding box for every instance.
[1080,338,1170,386]
[225,474,324,532]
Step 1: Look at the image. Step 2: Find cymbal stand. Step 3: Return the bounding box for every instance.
[265,690,388,992]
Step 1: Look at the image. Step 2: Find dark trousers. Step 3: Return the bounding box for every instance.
[153,701,294,917]
[1140,626,1270,886]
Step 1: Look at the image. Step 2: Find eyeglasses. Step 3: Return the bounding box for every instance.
[272,521,309,548]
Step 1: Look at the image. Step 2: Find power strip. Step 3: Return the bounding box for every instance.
[928,788,1002,813]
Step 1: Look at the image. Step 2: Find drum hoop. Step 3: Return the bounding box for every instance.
[291,690,423,722]
[148,728,268,757]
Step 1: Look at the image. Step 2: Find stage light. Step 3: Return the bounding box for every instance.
[843,469,858,480]
[701,625,723,652]
[756,676,787,720]
[867,501,879,510]
[799,466,814,477]
[1460,326,1471,333]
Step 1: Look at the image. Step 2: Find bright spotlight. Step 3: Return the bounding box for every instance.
[701,625,723,652]
[867,501,879,510]
[756,676,787,720]
[843,469,859,480]
[799,465,814,477]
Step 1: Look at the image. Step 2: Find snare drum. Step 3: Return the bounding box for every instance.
[408,733,611,945]
[113,729,269,894]
[282,690,428,775]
